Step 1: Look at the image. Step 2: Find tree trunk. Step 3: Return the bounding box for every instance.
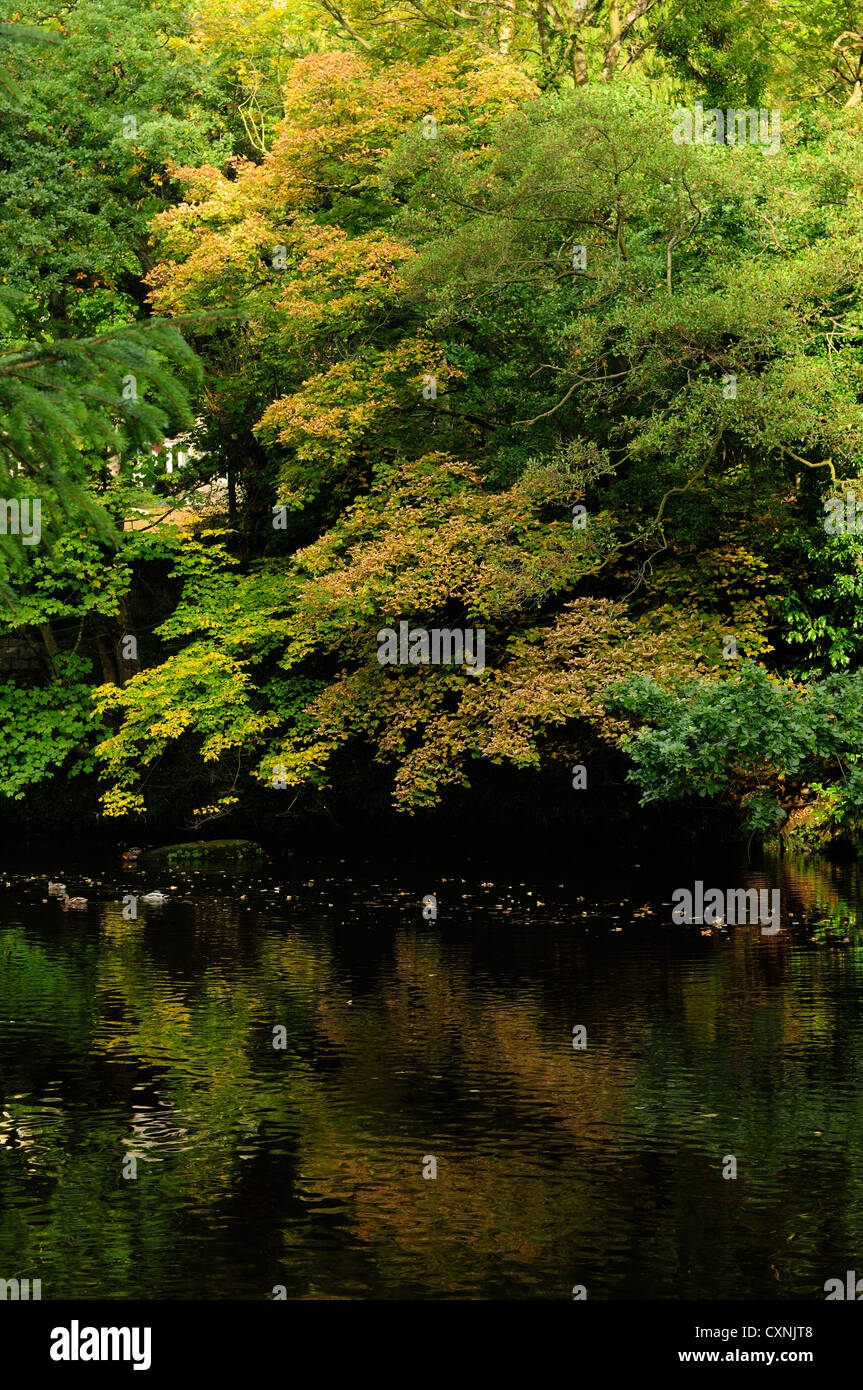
[602,0,623,79]
[117,597,140,679]
[499,0,516,53]
[227,457,237,523]
[95,633,118,685]
[38,623,60,676]
[571,33,589,85]
[537,0,551,76]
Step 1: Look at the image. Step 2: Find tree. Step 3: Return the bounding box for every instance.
[0,16,200,806]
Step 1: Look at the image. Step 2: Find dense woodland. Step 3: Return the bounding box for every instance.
[2,0,863,849]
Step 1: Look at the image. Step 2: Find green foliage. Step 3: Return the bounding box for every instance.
[0,3,235,333]
[654,0,770,106]
[608,662,863,837]
[0,302,199,574]
[0,652,100,797]
[4,0,863,844]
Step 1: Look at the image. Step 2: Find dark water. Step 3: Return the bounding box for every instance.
[1,848,862,1300]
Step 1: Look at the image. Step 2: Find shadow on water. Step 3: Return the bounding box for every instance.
[0,847,862,1299]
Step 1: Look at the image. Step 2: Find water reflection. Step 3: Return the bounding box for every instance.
[0,853,861,1299]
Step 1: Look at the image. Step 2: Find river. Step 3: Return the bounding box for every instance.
[0,846,861,1299]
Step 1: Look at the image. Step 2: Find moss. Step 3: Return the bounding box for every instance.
[139,839,265,870]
